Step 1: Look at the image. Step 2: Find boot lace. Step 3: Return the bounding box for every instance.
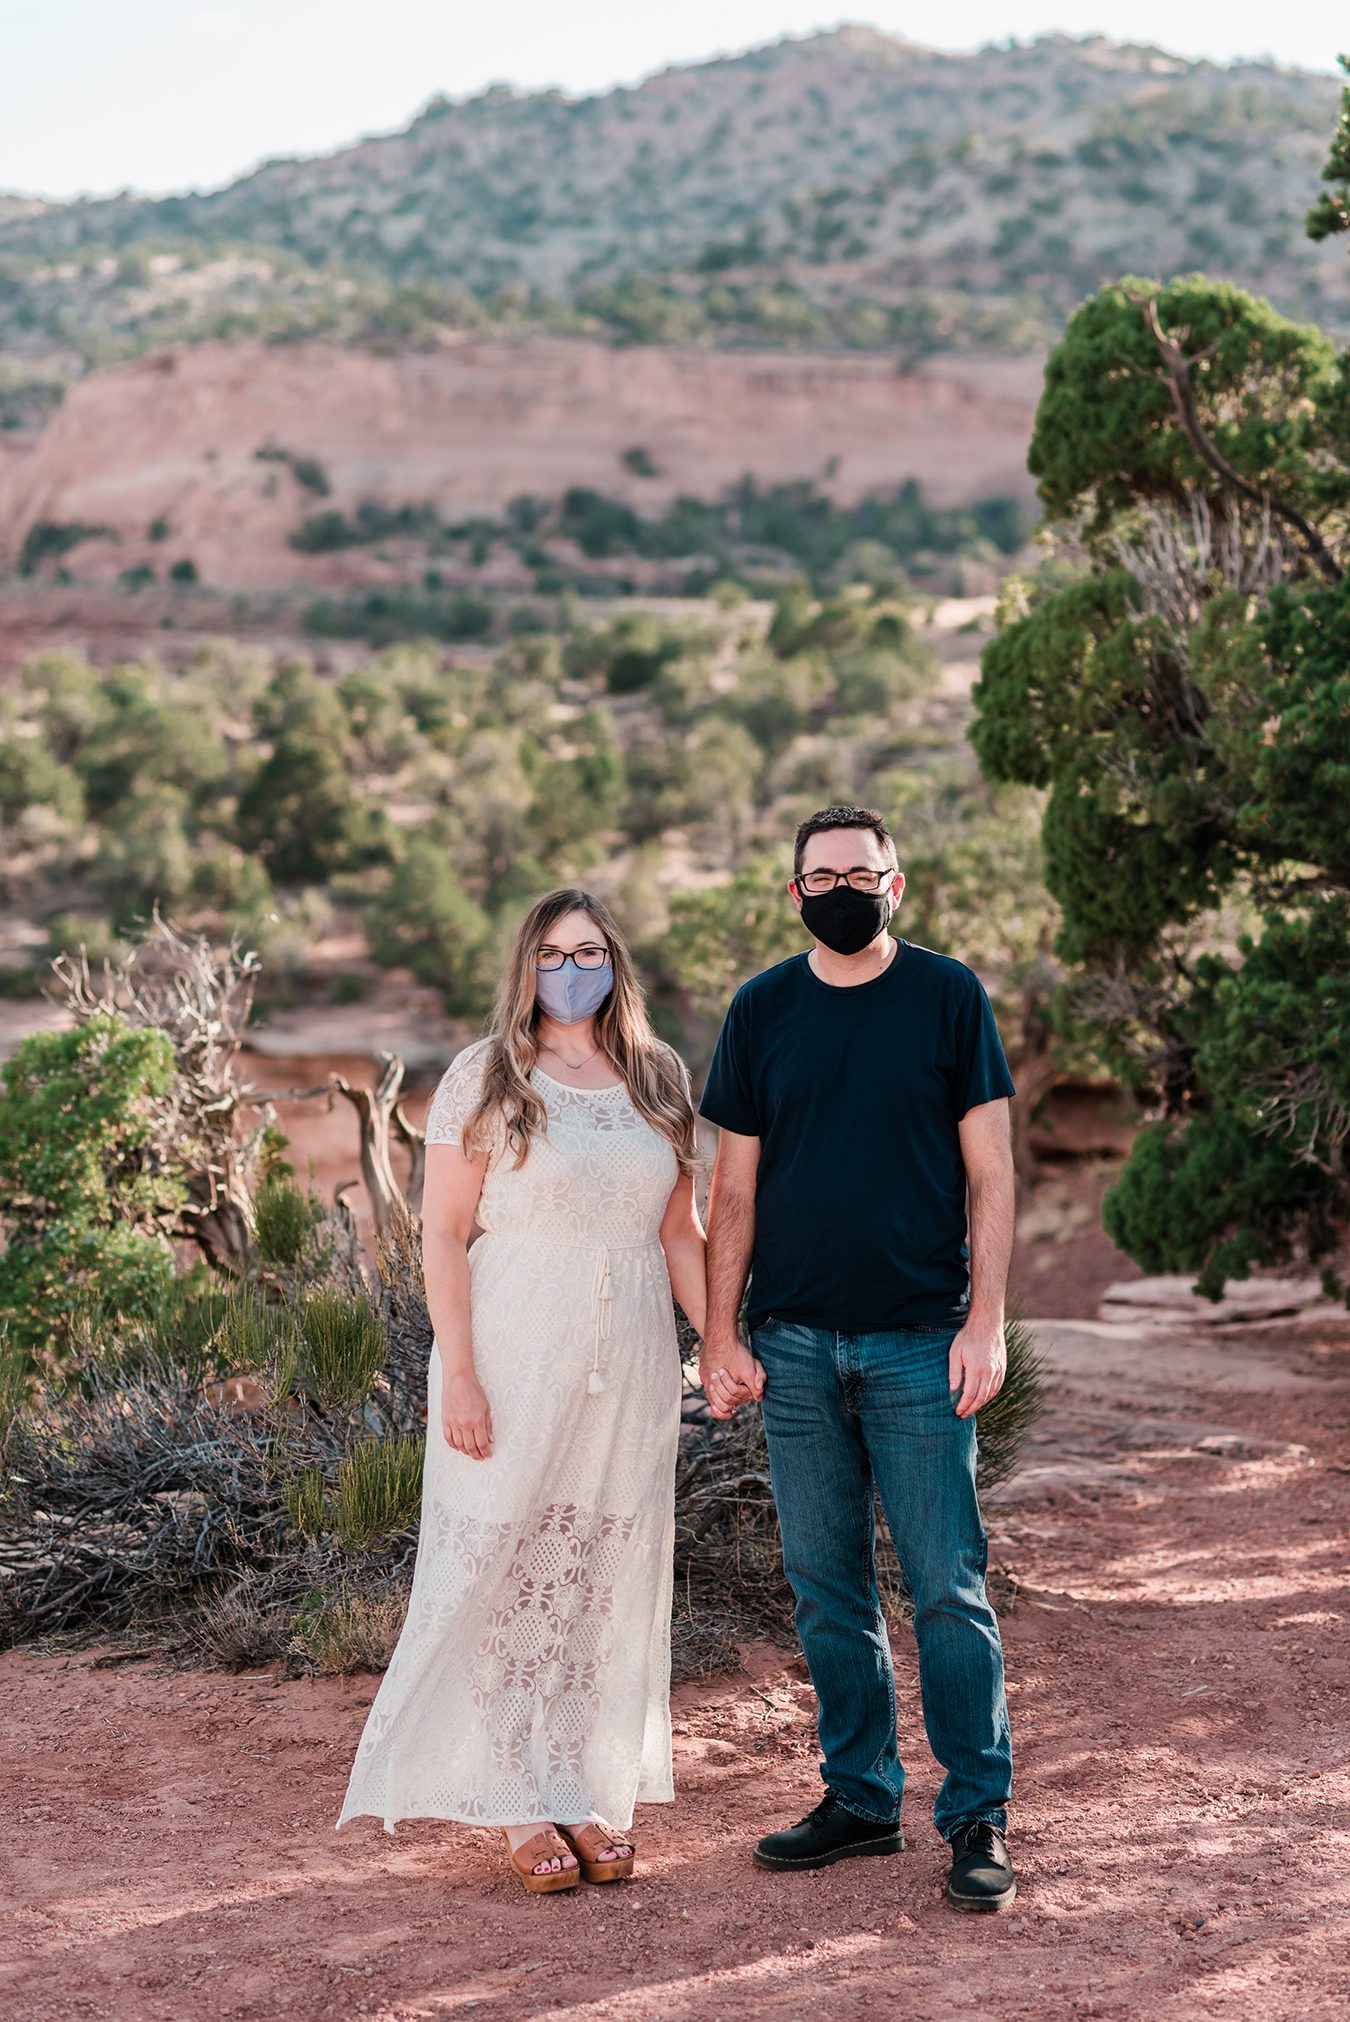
[956,1819,1003,1860]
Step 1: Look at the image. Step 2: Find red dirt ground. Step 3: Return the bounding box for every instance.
[3,1303,1348,2022]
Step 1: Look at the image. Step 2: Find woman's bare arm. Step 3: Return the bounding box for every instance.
[659,1169,708,1337]
[422,1140,493,1458]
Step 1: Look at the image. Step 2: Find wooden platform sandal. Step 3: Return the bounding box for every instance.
[554,1821,635,1883]
[502,1827,581,1894]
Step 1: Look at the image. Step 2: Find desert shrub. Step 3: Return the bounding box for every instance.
[0,1353,269,1641]
[0,1014,184,1368]
[296,1289,386,1413]
[285,1467,329,1539]
[91,1267,236,1385]
[44,912,133,967]
[289,455,330,497]
[214,1284,299,1376]
[968,1312,1047,1491]
[717,652,829,755]
[289,1584,407,1672]
[526,735,625,866]
[254,1174,315,1267]
[330,1436,425,1547]
[238,889,336,982]
[302,587,493,646]
[0,1191,419,1659]
[290,496,445,551]
[0,963,41,998]
[335,667,417,764]
[90,785,195,923]
[362,835,491,1014]
[658,862,805,1013]
[20,651,108,763]
[71,662,227,817]
[330,971,374,1004]
[288,509,350,553]
[234,731,393,881]
[0,737,85,826]
[187,844,274,917]
[831,644,933,718]
[558,486,642,558]
[19,521,113,576]
[565,613,687,694]
[251,658,347,744]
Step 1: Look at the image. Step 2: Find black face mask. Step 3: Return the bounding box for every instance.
[798,886,892,956]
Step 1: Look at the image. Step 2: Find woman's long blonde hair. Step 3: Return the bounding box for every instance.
[461,887,698,1176]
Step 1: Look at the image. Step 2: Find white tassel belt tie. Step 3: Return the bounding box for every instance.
[480,1231,653,1397]
[589,1247,614,1395]
[574,1237,653,1396]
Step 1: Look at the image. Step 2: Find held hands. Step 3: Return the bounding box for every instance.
[699,1335,766,1421]
[442,1368,494,1459]
[949,1316,1007,1420]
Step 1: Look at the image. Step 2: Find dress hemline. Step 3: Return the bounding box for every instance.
[334,1781,676,1836]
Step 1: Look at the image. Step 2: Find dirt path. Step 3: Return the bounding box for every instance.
[3,1312,1348,2022]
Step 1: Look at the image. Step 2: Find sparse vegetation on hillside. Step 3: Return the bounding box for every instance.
[0,584,1054,1068]
[281,475,1028,607]
[0,32,1342,391]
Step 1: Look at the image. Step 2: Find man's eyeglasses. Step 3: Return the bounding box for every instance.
[796,867,897,895]
[536,944,611,971]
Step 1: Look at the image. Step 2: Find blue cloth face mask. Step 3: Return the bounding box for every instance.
[534,959,614,1025]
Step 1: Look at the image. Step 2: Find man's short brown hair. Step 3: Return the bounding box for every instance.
[792,804,896,880]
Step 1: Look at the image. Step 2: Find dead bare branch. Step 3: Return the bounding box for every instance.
[45,908,273,1272]
[1140,297,1342,586]
[329,1053,409,1237]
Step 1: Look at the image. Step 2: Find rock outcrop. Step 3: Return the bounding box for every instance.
[0,338,1041,589]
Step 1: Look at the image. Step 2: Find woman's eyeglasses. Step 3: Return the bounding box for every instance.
[536,944,611,971]
[796,867,897,895]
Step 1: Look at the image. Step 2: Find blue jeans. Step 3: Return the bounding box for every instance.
[751,1316,1012,1840]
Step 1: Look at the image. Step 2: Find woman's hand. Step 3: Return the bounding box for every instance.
[699,1335,765,1421]
[442,1368,494,1460]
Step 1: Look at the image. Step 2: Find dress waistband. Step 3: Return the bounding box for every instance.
[470,1231,659,1397]
[475,1231,659,1252]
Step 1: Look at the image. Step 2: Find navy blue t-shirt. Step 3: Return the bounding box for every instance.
[698,941,1016,1331]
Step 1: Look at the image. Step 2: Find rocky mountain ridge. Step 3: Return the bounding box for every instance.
[0,26,1344,402]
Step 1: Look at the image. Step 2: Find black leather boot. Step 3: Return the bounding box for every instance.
[753,1790,904,1871]
[945,1818,1017,1910]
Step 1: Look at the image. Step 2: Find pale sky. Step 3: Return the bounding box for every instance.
[1,2,1344,203]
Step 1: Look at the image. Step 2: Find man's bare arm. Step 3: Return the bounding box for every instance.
[950,1096,1015,1419]
[700,1126,766,1420]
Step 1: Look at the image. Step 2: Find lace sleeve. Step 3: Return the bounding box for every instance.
[423,1041,490,1147]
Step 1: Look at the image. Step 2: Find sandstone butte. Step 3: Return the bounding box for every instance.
[0,337,1043,590]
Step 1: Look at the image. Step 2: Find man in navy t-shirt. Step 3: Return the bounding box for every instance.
[698,803,1018,1912]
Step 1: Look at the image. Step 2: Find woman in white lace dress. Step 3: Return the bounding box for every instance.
[337,888,707,1892]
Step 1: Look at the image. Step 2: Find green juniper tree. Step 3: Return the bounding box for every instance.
[1307,54,1350,244]
[972,79,1350,1299]
[0,1015,184,1366]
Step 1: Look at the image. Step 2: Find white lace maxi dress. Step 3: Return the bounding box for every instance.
[337,1038,683,1834]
